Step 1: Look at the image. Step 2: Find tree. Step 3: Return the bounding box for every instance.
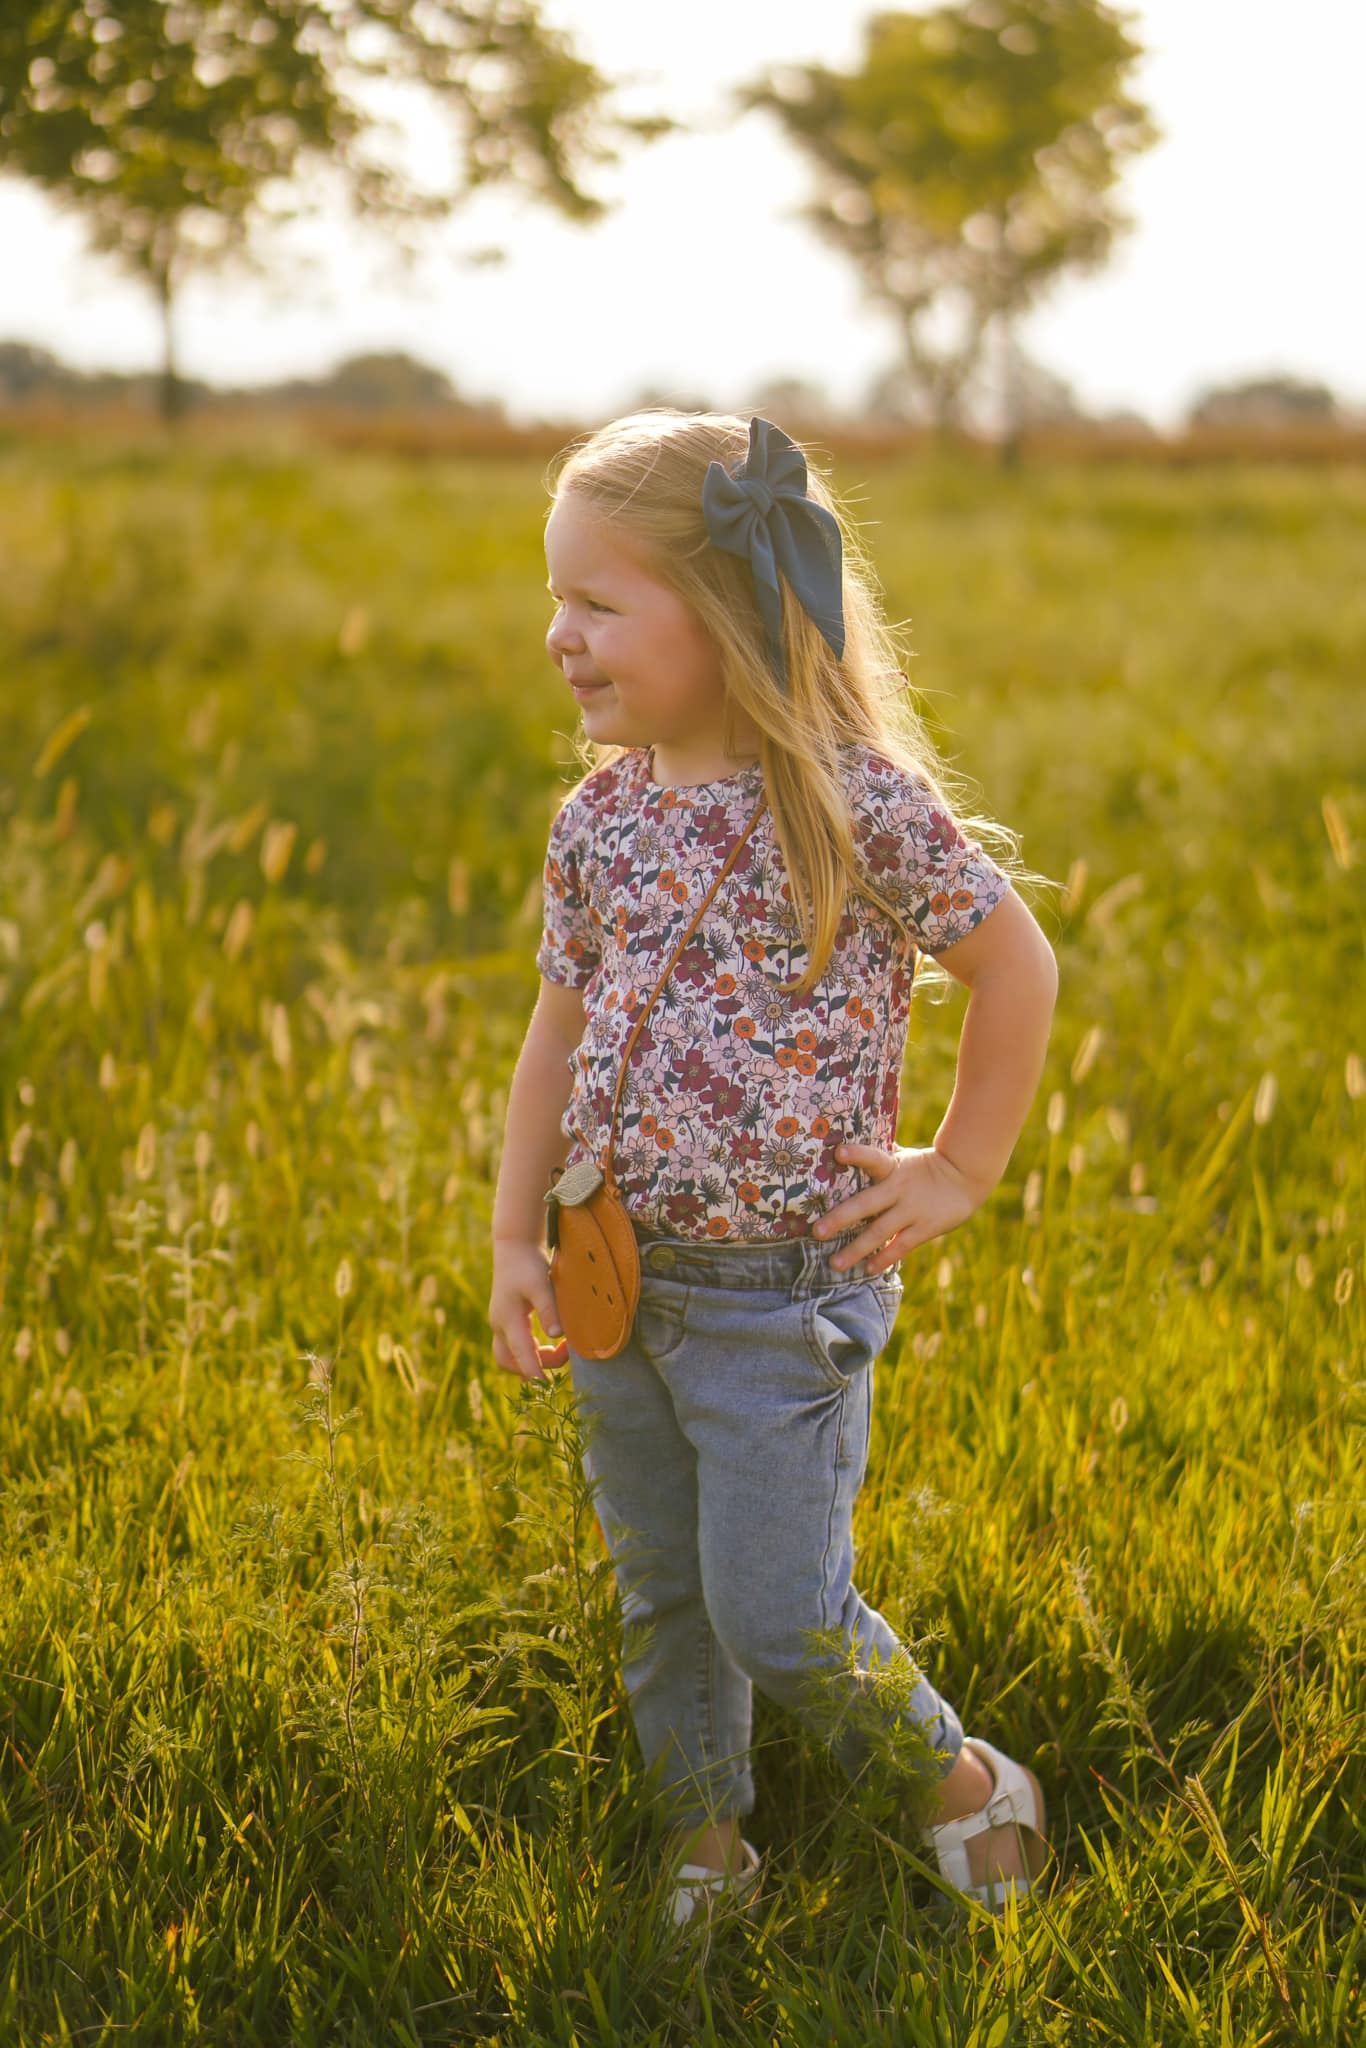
[0,340,79,399]
[865,335,1084,432]
[744,373,839,429]
[741,1,1156,460]
[0,0,667,421]
[992,329,1086,431]
[1188,375,1340,430]
[624,382,721,417]
[306,349,461,411]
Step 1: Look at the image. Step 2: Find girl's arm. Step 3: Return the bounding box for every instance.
[491,979,586,1246]
[815,888,1058,1272]
[929,887,1059,1201]
[487,980,585,1381]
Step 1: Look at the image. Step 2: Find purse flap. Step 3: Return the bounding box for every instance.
[546,1156,605,1207]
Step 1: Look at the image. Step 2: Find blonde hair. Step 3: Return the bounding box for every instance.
[545,408,1034,1003]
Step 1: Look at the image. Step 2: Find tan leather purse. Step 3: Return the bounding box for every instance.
[545,791,768,1360]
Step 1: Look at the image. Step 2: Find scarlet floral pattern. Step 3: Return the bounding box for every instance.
[537,744,1011,1243]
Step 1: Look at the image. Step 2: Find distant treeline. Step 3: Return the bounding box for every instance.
[0,341,1360,461]
[0,341,507,419]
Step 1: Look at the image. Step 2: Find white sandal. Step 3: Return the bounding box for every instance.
[668,1837,762,1928]
[921,1737,1048,1913]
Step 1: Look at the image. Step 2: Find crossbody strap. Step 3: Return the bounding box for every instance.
[571,792,768,1188]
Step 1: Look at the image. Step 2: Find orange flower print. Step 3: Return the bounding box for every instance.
[776,1117,800,1137]
[811,1117,831,1137]
[716,973,737,996]
[738,1181,760,1203]
[639,1114,658,1136]
[605,990,619,1010]
[566,938,586,962]
[672,883,688,904]
[656,1129,676,1150]
[796,1030,817,1051]
[796,1053,817,1074]
[951,889,973,909]
[706,1216,730,1237]
[735,1018,756,1039]
[776,1047,797,1067]
[659,868,676,888]
[931,893,951,916]
[743,939,766,962]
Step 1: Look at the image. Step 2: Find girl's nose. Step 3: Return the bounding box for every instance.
[546,609,582,658]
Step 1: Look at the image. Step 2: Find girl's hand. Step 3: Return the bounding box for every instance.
[812,1141,986,1275]
[489,1241,570,1384]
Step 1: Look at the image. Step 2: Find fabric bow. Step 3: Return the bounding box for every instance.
[701,416,846,693]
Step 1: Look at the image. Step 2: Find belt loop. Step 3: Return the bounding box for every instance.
[793,1234,816,1301]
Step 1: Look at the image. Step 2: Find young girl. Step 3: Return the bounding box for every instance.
[489,411,1058,1928]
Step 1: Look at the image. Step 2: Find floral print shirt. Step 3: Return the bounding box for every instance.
[536,743,1011,1243]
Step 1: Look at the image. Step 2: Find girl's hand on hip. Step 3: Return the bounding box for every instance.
[489,1242,570,1383]
[813,1142,984,1274]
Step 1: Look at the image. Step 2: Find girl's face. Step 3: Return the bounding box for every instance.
[544,491,735,772]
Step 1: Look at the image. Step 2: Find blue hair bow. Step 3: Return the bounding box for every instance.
[701,416,846,694]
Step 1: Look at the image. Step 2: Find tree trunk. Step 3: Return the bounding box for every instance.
[922,360,966,455]
[998,311,1022,471]
[154,262,183,426]
[898,316,987,455]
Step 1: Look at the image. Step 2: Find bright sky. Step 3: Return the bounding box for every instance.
[3,0,1362,428]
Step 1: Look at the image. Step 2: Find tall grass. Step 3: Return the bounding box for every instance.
[0,440,1362,2044]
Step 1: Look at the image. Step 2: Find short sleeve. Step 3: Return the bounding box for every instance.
[854,754,1012,954]
[536,798,601,988]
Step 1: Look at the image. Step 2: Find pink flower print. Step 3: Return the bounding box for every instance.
[650,1011,692,1056]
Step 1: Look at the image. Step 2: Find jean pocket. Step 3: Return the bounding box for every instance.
[802,1276,899,1391]
[633,1279,689,1361]
[871,1273,903,1342]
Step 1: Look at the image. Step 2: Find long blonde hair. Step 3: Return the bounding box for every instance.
[545,408,1029,1003]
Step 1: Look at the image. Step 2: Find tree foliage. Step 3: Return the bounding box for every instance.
[0,0,666,416]
[1190,375,1341,429]
[742,0,1156,436]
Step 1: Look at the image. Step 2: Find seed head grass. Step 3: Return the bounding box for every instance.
[0,439,1362,2042]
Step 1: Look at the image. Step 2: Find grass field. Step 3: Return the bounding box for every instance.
[0,435,1362,2044]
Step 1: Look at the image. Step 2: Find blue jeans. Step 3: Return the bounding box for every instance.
[567,1222,965,1836]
